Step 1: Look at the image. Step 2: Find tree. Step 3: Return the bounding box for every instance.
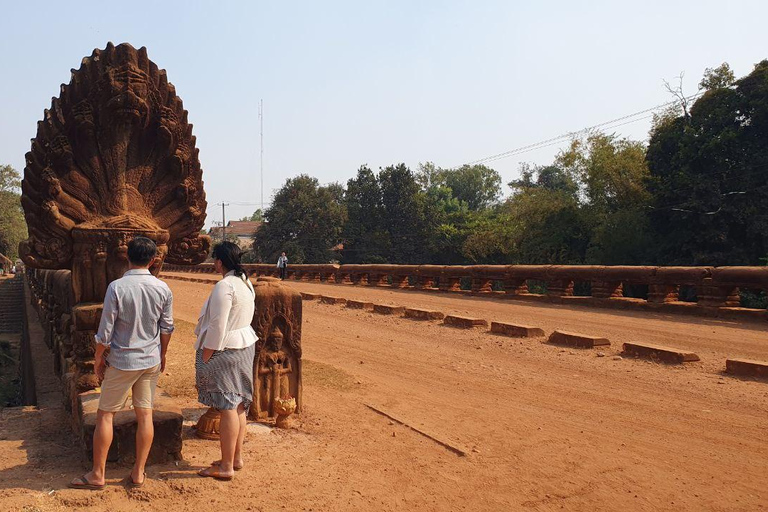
[699,63,735,91]
[342,166,390,263]
[505,163,590,264]
[647,60,768,265]
[416,162,502,211]
[441,164,502,210]
[253,175,346,263]
[0,165,27,260]
[239,209,264,222]
[378,164,427,263]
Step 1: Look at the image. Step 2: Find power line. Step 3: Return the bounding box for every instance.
[458,93,703,167]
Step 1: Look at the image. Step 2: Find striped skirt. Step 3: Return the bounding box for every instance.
[195,343,256,410]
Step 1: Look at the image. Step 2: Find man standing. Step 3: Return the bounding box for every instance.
[69,237,174,490]
[277,251,288,280]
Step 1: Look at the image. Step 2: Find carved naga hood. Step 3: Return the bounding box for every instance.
[20,42,209,269]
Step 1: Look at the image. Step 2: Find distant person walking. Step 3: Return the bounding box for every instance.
[69,237,174,490]
[195,242,257,481]
[277,252,288,280]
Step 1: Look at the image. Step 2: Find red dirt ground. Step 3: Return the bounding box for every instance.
[1,274,767,511]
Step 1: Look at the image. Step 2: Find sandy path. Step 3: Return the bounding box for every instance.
[1,277,766,511]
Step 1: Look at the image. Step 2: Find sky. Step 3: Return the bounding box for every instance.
[1,0,767,227]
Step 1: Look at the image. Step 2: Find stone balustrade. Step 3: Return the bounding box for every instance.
[162,263,768,318]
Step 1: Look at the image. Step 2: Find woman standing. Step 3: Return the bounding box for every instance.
[195,242,257,480]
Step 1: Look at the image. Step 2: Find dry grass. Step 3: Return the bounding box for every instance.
[160,318,199,400]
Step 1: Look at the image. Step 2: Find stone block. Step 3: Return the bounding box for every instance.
[71,303,103,331]
[622,342,700,363]
[320,296,347,305]
[404,308,445,321]
[726,358,768,379]
[490,321,545,338]
[443,315,488,329]
[78,387,183,464]
[548,330,610,348]
[300,292,320,301]
[346,300,374,310]
[373,304,406,315]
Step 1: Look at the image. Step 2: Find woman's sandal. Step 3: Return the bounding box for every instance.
[123,472,146,489]
[198,466,234,481]
[68,474,105,490]
[211,460,243,471]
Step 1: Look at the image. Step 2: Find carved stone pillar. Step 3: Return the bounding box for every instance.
[698,278,740,307]
[648,284,679,303]
[417,275,435,290]
[546,279,574,298]
[471,278,493,294]
[504,278,528,295]
[592,281,623,299]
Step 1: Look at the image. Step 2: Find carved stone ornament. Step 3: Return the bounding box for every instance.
[19,42,210,291]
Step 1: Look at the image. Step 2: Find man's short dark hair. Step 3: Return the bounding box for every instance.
[127,237,157,266]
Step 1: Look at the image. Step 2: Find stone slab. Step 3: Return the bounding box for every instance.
[300,292,320,301]
[346,300,374,310]
[78,387,183,464]
[404,308,445,321]
[320,295,347,305]
[443,315,488,329]
[71,303,103,331]
[373,304,406,315]
[622,342,700,363]
[726,358,768,379]
[548,330,610,348]
[490,321,545,338]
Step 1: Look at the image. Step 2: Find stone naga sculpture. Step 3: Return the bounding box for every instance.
[19,42,209,303]
[19,42,210,398]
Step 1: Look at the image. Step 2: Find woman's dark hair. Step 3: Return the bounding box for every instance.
[127,237,157,266]
[212,241,246,279]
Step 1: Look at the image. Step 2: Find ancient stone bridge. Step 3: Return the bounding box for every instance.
[164,263,768,321]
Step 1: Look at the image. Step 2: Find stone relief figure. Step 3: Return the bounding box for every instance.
[255,323,295,421]
[249,278,303,424]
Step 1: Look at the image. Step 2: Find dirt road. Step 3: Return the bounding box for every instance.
[1,276,767,511]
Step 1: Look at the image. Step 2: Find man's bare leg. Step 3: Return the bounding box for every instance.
[80,409,114,485]
[131,407,153,484]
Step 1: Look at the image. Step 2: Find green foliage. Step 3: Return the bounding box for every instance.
[342,166,390,263]
[647,60,768,265]
[416,162,502,210]
[0,165,27,260]
[699,63,735,91]
[253,175,346,264]
[239,209,264,222]
[246,60,768,268]
[379,164,429,263]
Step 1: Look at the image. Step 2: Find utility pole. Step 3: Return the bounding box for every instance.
[259,99,264,212]
[218,202,230,241]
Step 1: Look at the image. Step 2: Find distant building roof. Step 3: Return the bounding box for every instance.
[208,220,262,239]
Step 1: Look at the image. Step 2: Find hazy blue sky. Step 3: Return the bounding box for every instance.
[1,0,767,226]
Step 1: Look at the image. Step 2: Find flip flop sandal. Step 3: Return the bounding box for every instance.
[212,460,243,471]
[123,472,146,489]
[198,468,234,481]
[68,474,105,490]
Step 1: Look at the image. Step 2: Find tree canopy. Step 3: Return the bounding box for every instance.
[252,175,346,264]
[250,60,768,268]
[0,165,27,260]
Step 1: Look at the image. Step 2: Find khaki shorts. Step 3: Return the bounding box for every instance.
[98,364,161,412]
